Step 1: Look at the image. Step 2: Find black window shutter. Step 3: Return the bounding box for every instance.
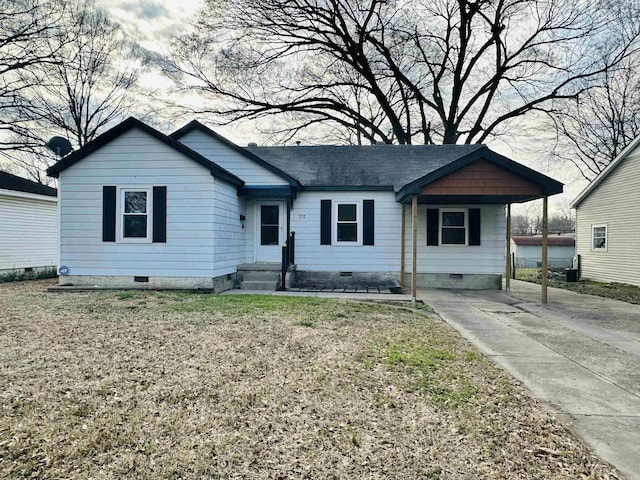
[426,208,439,246]
[102,186,116,242]
[153,186,167,243]
[469,208,481,246]
[320,199,331,245]
[363,200,375,245]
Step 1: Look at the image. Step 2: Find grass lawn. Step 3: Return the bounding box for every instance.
[0,280,620,479]
[515,267,640,305]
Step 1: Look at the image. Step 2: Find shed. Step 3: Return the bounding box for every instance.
[511,235,575,268]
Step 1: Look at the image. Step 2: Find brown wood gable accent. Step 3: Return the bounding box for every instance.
[420,159,543,196]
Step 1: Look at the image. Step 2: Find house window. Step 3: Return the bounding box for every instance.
[440,209,467,245]
[592,224,607,251]
[335,202,359,243]
[121,188,151,241]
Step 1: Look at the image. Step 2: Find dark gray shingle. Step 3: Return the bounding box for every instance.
[0,171,57,197]
[245,144,484,191]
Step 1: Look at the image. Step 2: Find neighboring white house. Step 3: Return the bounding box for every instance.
[571,136,640,286]
[511,235,575,268]
[0,171,58,275]
[47,117,563,291]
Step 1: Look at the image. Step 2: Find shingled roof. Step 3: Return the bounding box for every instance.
[0,171,57,197]
[245,144,484,191]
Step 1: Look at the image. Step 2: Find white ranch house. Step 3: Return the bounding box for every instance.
[0,171,57,275]
[572,135,640,286]
[47,117,563,294]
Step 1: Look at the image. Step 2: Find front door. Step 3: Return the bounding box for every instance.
[256,201,285,262]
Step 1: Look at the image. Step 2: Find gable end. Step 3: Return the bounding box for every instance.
[46,117,244,187]
[170,120,301,189]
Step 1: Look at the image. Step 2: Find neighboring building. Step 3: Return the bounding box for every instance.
[0,171,58,275]
[571,136,640,286]
[510,235,575,268]
[47,117,563,291]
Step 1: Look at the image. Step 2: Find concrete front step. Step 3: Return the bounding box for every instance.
[243,272,280,282]
[238,263,281,272]
[241,280,279,291]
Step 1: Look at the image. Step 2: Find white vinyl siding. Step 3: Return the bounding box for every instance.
[291,191,399,271]
[243,198,257,263]
[58,127,216,278]
[291,192,505,274]
[0,193,58,271]
[178,129,288,186]
[406,204,505,274]
[212,177,246,277]
[576,149,640,286]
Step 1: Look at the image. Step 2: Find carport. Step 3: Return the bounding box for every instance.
[395,150,564,303]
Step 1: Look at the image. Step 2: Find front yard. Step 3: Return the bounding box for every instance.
[0,281,620,479]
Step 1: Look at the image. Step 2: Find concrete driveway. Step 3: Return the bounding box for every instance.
[421,280,640,480]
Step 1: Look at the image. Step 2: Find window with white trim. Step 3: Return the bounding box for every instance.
[440,209,467,245]
[335,202,360,244]
[591,224,607,251]
[120,188,151,241]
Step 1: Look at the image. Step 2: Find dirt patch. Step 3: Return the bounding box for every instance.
[0,281,622,479]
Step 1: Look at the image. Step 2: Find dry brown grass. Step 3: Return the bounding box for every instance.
[0,280,621,479]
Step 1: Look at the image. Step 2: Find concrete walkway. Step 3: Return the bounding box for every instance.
[420,280,640,480]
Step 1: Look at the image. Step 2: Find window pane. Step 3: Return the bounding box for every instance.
[124,215,147,238]
[125,191,147,213]
[337,223,357,242]
[261,205,279,225]
[442,211,464,227]
[592,226,606,249]
[338,204,356,221]
[442,227,465,245]
[261,225,279,245]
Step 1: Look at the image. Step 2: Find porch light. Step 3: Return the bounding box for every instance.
[240,214,246,229]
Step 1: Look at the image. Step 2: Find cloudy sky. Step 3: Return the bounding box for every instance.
[93,0,587,204]
[96,0,203,53]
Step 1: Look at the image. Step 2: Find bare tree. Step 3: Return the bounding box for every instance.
[548,54,640,181]
[0,0,66,151]
[21,0,143,149]
[510,214,531,236]
[5,0,145,182]
[165,0,640,145]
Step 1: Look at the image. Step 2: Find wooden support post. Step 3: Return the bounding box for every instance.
[411,195,418,302]
[400,204,406,289]
[542,196,549,304]
[505,204,511,291]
